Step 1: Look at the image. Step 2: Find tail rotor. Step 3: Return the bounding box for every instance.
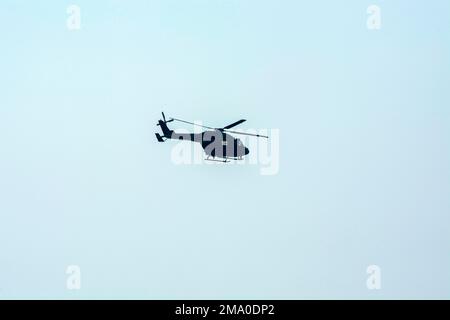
[155,111,174,141]
[159,112,173,125]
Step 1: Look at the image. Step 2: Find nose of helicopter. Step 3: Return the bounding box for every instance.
[244,147,250,155]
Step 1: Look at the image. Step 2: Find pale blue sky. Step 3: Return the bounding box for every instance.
[0,1,449,299]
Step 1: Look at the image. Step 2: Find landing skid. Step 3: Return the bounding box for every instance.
[205,155,244,163]
[205,158,230,163]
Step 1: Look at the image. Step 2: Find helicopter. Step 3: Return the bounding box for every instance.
[155,112,268,162]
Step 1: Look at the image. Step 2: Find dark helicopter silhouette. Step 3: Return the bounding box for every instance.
[155,112,268,162]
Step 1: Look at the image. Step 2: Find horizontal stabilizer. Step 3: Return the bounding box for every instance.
[155,133,165,142]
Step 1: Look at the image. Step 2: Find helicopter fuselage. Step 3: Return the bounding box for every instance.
[170,130,249,159]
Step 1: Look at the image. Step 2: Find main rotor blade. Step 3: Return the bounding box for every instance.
[223,129,269,138]
[170,117,215,130]
[222,119,246,130]
[162,112,166,122]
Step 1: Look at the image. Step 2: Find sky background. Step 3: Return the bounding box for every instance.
[0,0,449,299]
